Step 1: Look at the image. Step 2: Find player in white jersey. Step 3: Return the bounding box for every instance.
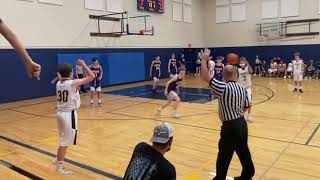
[208,56,215,78]
[208,56,215,99]
[238,57,254,122]
[292,52,305,93]
[53,60,95,175]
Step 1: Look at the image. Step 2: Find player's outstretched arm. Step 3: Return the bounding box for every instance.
[72,59,95,86]
[75,65,80,79]
[200,48,212,83]
[0,19,41,80]
[51,75,59,84]
[246,60,254,74]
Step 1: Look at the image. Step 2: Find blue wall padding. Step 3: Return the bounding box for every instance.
[58,53,108,87]
[0,48,183,103]
[107,52,145,85]
[1,44,320,103]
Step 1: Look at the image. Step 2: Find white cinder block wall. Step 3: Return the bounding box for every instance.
[203,0,320,47]
[0,0,205,48]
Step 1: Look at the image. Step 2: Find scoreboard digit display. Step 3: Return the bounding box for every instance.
[138,0,164,14]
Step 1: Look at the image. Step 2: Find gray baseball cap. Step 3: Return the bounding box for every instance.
[150,123,174,144]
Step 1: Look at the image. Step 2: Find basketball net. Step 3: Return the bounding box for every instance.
[257,34,268,41]
[139,29,153,35]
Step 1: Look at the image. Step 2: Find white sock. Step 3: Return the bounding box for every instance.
[56,161,64,169]
[98,99,102,103]
[56,161,74,175]
[90,99,93,104]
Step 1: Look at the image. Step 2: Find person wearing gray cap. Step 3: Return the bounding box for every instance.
[123,123,176,180]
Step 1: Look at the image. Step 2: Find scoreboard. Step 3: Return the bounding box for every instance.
[138,0,164,14]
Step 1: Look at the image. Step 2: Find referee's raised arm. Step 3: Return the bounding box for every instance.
[200,49,226,99]
[200,48,212,83]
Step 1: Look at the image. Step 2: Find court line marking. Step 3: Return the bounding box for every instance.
[0,95,126,112]
[105,99,156,113]
[8,108,140,121]
[0,120,126,158]
[209,172,234,180]
[0,82,317,179]
[143,100,320,124]
[0,135,122,180]
[269,99,320,106]
[107,111,320,149]
[6,95,320,148]
[305,123,320,145]
[1,82,274,123]
[13,97,307,125]
[251,84,275,106]
[0,159,44,180]
[0,115,41,125]
[267,164,320,179]
[0,99,57,111]
[183,158,216,180]
[259,120,310,179]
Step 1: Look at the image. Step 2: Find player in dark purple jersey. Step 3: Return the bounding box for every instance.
[214,56,224,81]
[157,67,186,118]
[168,53,178,78]
[150,56,161,94]
[89,58,103,107]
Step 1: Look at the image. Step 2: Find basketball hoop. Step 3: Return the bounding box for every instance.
[138,29,153,36]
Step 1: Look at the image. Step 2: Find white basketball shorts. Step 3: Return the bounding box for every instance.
[57,111,78,146]
[153,77,160,82]
[293,72,303,81]
[167,91,179,101]
[90,86,102,92]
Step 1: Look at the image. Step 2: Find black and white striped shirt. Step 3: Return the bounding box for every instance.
[210,78,250,122]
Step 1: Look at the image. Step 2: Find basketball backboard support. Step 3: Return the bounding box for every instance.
[256,18,320,41]
[89,11,154,37]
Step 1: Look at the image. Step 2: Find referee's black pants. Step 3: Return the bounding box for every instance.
[213,117,255,180]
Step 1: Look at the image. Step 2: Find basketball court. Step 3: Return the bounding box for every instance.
[1,76,320,179]
[1,0,320,179]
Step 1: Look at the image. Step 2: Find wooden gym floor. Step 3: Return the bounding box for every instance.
[0,75,320,180]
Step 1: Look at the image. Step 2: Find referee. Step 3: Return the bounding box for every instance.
[200,49,255,180]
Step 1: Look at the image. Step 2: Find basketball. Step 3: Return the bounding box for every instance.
[227,53,239,65]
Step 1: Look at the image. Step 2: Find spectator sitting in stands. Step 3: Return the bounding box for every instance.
[306,61,316,79]
[268,58,278,77]
[315,64,320,79]
[278,60,286,77]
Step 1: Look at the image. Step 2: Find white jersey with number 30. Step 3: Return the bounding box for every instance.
[292,59,303,73]
[56,79,80,112]
[238,66,252,89]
